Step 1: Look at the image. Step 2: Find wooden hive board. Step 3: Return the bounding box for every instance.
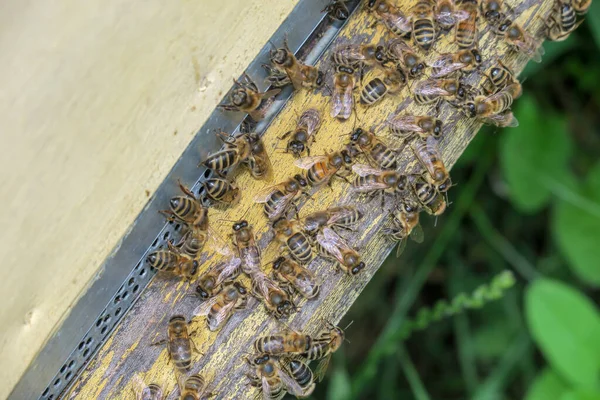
[67,0,552,398]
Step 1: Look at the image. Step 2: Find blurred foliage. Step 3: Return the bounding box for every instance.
[310,12,600,400]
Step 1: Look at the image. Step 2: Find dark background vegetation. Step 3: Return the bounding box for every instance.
[316,5,600,400]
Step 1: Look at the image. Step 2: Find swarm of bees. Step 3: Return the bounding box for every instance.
[130,0,587,398]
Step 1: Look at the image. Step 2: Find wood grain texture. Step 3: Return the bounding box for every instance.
[0,1,299,397]
[67,0,552,398]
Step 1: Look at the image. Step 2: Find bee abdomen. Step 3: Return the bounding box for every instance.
[255,337,284,354]
[264,190,286,217]
[413,20,435,50]
[147,250,177,271]
[288,360,313,387]
[360,78,387,105]
[288,233,313,264]
[203,149,237,171]
[561,5,577,30]
[204,178,231,200]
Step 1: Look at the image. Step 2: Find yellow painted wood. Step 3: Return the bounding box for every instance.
[0,1,299,397]
[66,0,553,399]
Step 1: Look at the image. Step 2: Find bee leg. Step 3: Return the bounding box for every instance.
[158,209,178,222]
[278,130,293,140]
[150,338,167,346]
[243,72,259,92]
[177,180,197,199]
[217,103,239,112]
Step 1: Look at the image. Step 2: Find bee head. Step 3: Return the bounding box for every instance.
[464,102,477,118]
[315,70,325,87]
[294,174,309,188]
[272,256,286,270]
[350,128,364,142]
[351,262,366,275]
[233,220,248,231]
[433,119,443,137]
[231,89,248,106]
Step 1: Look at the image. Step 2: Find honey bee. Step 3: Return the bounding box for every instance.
[366,0,412,36]
[284,358,316,397]
[413,78,467,106]
[254,329,312,355]
[411,136,452,192]
[382,201,425,257]
[388,114,443,141]
[351,164,410,204]
[360,68,407,106]
[572,0,591,14]
[295,149,354,187]
[177,374,212,400]
[200,130,251,175]
[323,0,350,20]
[481,59,518,94]
[301,205,364,236]
[202,178,241,206]
[462,82,522,120]
[195,257,242,299]
[265,38,324,90]
[152,315,199,373]
[410,0,437,51]
[316,227,366,275]
[385,38,426,79]
[281,108,322,156]
[429,49,482,78]
[455,0,479,49]
[494,16,545,62]
[349,128,399,169]
[300,321,346,381]
[250,270,295,319]
[132,375,165,400]
[218,73,281,121]
[254,174,310,221]
[480,0,504,25]
[272,218,314,265]
[247,355,314,399]
[331,65,356,121]
[272,256,320,299]
[146,241,199,280]
[246,131,273,181]
[332,44,387,68]
[543,1,583,41]
[435,0,470,31]
[230,219,264,276]
[408,174,447,216]
[193,281,248,331]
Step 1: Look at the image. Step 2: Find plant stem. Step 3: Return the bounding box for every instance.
[398,345,431,400]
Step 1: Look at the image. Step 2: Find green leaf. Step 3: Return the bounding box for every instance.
[587,1,600,49]
[327,366,352,400]
[553,163,600,285]
[560,389,600,400]
[499,96,573,213]
[525,368,569,400]
[525,279,600,388]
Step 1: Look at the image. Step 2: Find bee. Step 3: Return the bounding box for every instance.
[455,0,479,49]
[272,256,320,299]
[360,68,407,106]
[480,110,519,127]
[366,0,412,36]
[284,358,316,397]
[494,17,545,62]
[195,257,242,299]
[272,218,314,265]
[429,49,482,78]
[385,38,426,79]
[316,227,365,275]
[193,281,248,331]
[202,178,241,205]
[352,164,410,205]
[382,201,425,257]
[332,44,387,68]
[323,0,350,21]
[146,242,199,280]
[231,220,262,275]
[462,82,522,120]
[281,109,322,156]
[410,0,437,51]
[247,355,314,399]
[411,136,452,192]
[218,73,281,121]
[132,375,165,400]
[413,78,467,106]
[331,65,356,121]
[435,0,470,31]
[480,0,504,25]
[301,205,364,236]
[200,131,251,175]
[543,1,583,42]
[300,321,346,381]
[246,131,273,181]
[254,329,312,355]
[481,59,518,94]
[295,149,354,187]
[254,174,310,221]
[251,271,295,319]
[388,114,443,141]
[572,0,591,14]
[177,374,212,400]
[349,128,399,169]
[408,174,447,216]
[152,315,199,373]
[265,38,324,90]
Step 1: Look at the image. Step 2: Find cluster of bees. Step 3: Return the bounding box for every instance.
[131,0,589,398]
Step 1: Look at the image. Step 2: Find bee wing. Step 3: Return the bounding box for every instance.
[295,155,328,170]
[215,257,242,286]
[336,44,367,61]
[452,9,470,21]
[340,85,354,120]
[316,231,344,264]
[278,364,309,397]
[252,272,273,299]
[331,86,344,119]
[253,184,281,203]
[131,374,151,400]
[206,226,233,257]
[352,163,383,177]
[388,38,412,58]
[261,375,275,400]
[388,116,424,133]
[430,59,467,78]
[303,111,322,135]
[410,223,425,243]
[480,112,519,128]
[381,11,412,34]
[268,191,296,220]
[395,238,407,257]
[512,29,544,62]
[327,206,360,225]
[414,80,452,97]
[208,300,237,331]
[292,270,319,297]
[193,296,219,317]
[314,354,332,382]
